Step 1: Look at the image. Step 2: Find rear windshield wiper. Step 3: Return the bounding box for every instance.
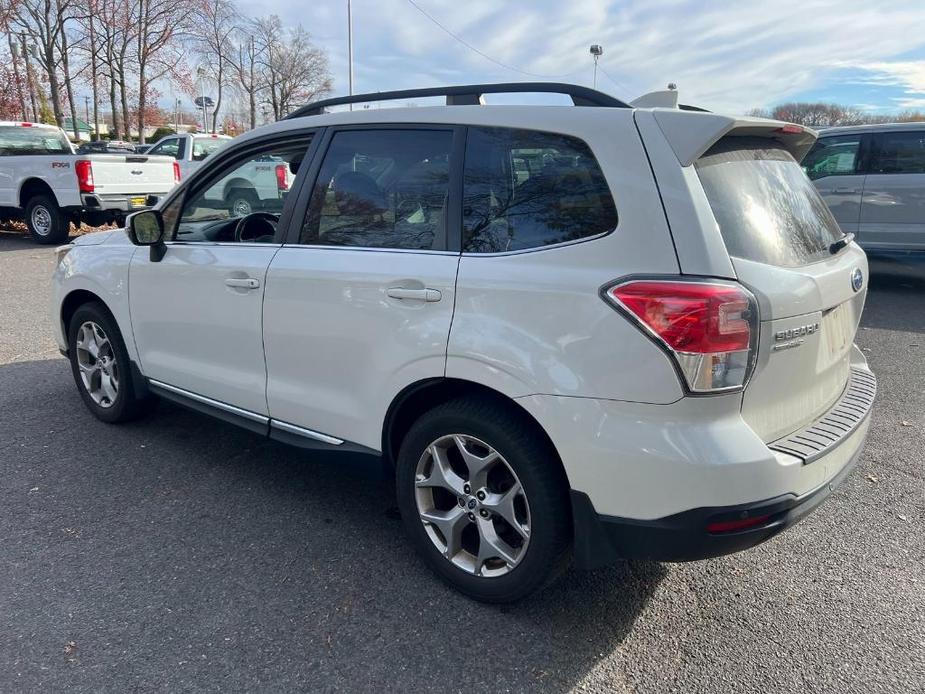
[829,232,854,254]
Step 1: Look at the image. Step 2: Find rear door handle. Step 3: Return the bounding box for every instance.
[832,187,860,194]
[387,287,442,302]
[225,277,260,289]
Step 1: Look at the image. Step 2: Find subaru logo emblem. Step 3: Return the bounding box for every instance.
[850,268,863,293]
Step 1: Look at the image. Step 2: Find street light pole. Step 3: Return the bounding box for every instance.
[590,44,603,89]
[347,0,354,111]
[197,67,207,132]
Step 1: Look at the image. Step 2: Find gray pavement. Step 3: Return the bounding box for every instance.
[1,229,923,693]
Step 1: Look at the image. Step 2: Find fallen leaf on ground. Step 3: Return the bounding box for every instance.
[866,474,879,483]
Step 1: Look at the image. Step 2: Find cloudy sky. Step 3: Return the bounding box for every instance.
[257,0,925,114]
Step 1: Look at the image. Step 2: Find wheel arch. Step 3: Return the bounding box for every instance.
[61,288,111,338]
[381,377,568,482]
[223,178,257,200]
[19,177,60,208]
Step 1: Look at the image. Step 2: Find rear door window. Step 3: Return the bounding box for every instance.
[461,127,617,253]
[300,129,453,250]
[870,130,925,174]
[802,135,862,180]
[695,137,843,267]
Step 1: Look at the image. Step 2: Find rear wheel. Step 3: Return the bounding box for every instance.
[396,397,572,602]
[227,188,257,218]
[25,194,71,244]
[68,302,151,423]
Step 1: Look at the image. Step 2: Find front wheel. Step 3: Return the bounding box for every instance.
[68,302,152,423]
[396,397,572,602]
[25,194,71,244]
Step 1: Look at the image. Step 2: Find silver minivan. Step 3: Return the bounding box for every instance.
[804,122,925,254]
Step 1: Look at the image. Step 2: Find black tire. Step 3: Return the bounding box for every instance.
[67,301,152,423]
[25,194,71,244]
[396,396,572,603]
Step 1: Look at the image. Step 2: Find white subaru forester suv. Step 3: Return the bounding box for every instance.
[52,84,876,602]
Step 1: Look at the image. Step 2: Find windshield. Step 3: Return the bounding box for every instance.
[0,126,72,155]
[695,137,843,267]
[192,137,230,161]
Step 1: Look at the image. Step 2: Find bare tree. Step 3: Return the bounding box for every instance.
[228,20,261,129]
[254,15,331,119]
[192,0,234,132]
[748,102,925,127]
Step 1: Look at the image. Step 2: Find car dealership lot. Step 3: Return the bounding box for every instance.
[1,231,922,693]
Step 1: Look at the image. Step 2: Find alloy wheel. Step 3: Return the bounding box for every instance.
[75,321,119,408]
[414,434,531,577]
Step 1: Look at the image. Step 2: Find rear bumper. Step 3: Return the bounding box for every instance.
[80,193,167,213]
[571,428,865,567]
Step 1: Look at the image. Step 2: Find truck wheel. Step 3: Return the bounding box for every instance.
[25,195,71,244]
[227,188,257,217]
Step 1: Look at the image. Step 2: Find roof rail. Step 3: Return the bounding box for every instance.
[284,82,631,119]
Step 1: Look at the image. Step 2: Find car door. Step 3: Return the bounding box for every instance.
[859,129,925,252]
[129,133,316,418]
[262,126,463,450]
[804,132,867,235]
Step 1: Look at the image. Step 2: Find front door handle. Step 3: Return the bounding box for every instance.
[387,287,442,302]
[832,187,860,194]
[225,277,260,289]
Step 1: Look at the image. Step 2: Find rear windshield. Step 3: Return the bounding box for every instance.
[0,126,72,155]
[695,137,842,267]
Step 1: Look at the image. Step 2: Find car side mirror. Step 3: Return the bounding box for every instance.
[127,210,167,262]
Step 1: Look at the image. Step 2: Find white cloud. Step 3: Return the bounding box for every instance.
[258,0,925,113]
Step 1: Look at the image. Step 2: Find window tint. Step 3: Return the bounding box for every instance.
[802,135,861,180]
[696,138,842,268]
[461,127,617,253]
[170,140,309,242]
[871,131,925,174]
[0,126,71,155]
[300,129,452,249]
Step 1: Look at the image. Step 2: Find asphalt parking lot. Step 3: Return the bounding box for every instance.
[1,230,923,693]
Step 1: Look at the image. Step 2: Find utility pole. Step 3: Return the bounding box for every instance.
[347,0,354,110]
[590,45,603,89]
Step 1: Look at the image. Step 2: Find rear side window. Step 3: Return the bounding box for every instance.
[696,137,842,268]
[300,129,453,250]
[870,131,925,174]
[462,127,617,253]
[802,135,861,180]
[0,126,71,155]
[192,137,228,161]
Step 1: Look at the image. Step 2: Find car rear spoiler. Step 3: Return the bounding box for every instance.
[650,110,818,166]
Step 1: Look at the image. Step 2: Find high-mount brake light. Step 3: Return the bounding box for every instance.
[275,164,289,192]
[173,161,181,185]
[75,160,94,193]
[20,122,33,127]
[604,279,758,393]
[776,125,803,134]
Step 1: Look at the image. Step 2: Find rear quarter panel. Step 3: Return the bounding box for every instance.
[448,108,684,403]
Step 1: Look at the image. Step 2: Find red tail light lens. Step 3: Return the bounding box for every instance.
[275,164,289,191]
[605,279,758,393]
[75,160,94,193]
[173,161,181,185]
[706,514,772,534]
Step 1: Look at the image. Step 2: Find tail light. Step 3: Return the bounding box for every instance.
[275,164,289,192]
[604,279,758,393]
[173,161,181,185]
[75,160,94,193]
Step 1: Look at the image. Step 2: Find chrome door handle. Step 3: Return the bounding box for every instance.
[832,187,860,194]
[387,287,442,302]
[225,277,260,289]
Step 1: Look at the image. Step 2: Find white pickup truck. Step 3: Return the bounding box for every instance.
[145,133,232,181]
[0,121,178,244]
